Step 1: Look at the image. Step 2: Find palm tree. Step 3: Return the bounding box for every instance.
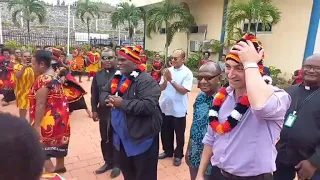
[146,0,195,64]
[139,7,147,49]
[8,0,46,34]
[226,0,281,38]
[110,2,142,45]
[75,0,100,44]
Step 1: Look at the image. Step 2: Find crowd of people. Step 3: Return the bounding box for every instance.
[1,33,320,180]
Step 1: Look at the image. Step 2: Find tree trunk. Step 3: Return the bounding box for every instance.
[143,17,146,50]
[87,18,90,44]
[164,21,169,66]
[247,20,251,33]
[27,20,30,41]
[27,20,30,34]
[186,33,189,61]
[128,21,132,45]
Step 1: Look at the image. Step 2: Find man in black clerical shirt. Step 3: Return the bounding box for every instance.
[90,49,120,178]
[274,54,320,180]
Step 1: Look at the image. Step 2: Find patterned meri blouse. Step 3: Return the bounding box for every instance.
[187,91,214,175]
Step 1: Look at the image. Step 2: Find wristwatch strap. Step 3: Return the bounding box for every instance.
[244,63,258,70]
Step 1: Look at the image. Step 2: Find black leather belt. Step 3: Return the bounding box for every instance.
[220,169,273,180]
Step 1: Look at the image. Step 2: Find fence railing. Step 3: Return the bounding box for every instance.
[2,33,143,47]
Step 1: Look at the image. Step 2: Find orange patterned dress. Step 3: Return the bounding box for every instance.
[70,49,85,72]
[29,74,70,158]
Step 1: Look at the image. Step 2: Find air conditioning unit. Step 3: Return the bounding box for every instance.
[189,40,201,52]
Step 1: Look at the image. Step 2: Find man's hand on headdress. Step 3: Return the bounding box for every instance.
[230,40,264,65]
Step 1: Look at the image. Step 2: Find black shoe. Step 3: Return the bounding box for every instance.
[173,158,182,166]
[53,167,67,173]
[110,167,121,179]
[158,152,173,159]
[95,163,113,174]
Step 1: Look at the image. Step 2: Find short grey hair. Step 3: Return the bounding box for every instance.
[101,48,115,56]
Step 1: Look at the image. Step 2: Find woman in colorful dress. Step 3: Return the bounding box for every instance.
[86,46,100,81]
[14,51,35,118]
[0,48,15,106]
[151,54,163,83]
[29,50,70,173]
[70,45,85,82]
[51,57,92,118]
[139,48,148,70]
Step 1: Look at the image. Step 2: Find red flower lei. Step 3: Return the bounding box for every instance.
[110,65,145,97]
[208,85,250,134]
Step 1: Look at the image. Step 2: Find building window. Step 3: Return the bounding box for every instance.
[243,22,272,33]
[159,28,167,34]
[190,25,208,34]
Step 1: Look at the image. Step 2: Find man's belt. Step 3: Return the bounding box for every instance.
[220,169,273,180]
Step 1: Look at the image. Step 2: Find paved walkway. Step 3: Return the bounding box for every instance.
[1,80,201,180]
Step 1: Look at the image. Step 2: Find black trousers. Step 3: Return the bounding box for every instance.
[3,89,15,102]
[160,114,186,158]
[98,111,119,167]
[274,162,320,180]
[119,135,159,180]
[210,166,273,180]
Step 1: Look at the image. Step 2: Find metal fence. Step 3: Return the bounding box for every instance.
[2,32,144,47]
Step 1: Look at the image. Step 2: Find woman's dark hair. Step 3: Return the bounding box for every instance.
[203,51,211,56]
[0,113,44,180]
[1,48,11,54]
[43,45,51,50]
[61,52,67,57]
[35,50,51,68]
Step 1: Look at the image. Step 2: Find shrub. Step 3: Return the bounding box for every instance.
[81,44,91,53]
[185,52,201,72]
[269,66,292,89]
[5,40,22,50]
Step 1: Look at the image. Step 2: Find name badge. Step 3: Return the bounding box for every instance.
[284,111,297,128]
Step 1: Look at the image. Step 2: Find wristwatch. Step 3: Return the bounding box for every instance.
[170,80,175,84]
[244,63,258,70]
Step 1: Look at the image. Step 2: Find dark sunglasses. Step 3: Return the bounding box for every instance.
[101,56,114,60]
[196,74,220,81]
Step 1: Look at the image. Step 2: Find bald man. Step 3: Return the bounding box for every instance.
[159,49,194,166]
[274,54,320,180]
[186,62,221,180]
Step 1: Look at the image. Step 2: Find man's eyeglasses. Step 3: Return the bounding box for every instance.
[196,74,220,81]
[101,56,114,60]
[302,65,320,72]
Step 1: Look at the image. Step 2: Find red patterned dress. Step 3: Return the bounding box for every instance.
[29,74,70,158]
[0,58,16,102]
[151,60,163,82]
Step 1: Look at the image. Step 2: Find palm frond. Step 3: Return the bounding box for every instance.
[12,9,22,27]
[75,0,100,24]
[9,0,47,26]
[146,0,194,42]
[110,2,142,31]
[226,0,281,38]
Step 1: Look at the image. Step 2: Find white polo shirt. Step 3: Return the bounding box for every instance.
[159,65,193,118]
